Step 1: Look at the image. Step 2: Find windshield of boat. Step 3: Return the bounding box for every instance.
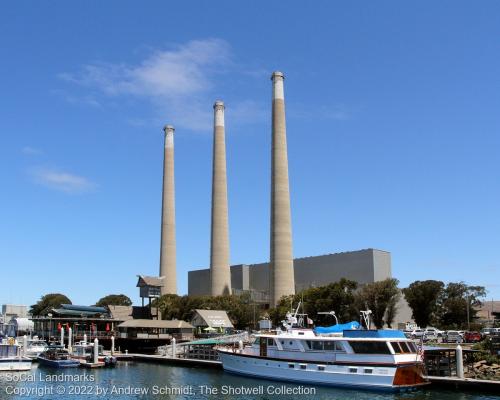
[348,341,392,354]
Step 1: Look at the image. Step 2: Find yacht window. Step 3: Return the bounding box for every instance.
[335,342,345,351]
[289,341,293,346]
[349,367,358,373]
[312,341,323,351]
[253,338,260,345]
[399,342,411,353]
[288,363,295,369]
[391,342,403,354]
[300,364,307,370]
[406,342,417,353]
[364,368,373,374]
[298,332,305,335]
[267,338,275,346]
[348,341,391,354]
[318,365,325,371]
[323,341,337,351]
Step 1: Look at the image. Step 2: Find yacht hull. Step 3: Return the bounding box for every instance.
[37,357,80,368]
[0,358,32,371]
[219,351,427,391]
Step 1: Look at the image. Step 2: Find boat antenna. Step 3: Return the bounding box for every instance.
[360,310,372,329]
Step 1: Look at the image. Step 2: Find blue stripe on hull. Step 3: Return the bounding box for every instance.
[222,367,407,393]
[38,358,80,368]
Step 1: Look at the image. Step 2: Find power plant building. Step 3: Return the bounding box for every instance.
[189,248,391,302]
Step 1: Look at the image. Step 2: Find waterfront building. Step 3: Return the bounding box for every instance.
[191,309,234,335]
[32,304,117,342]
[117,319,194,353]
[136,275,163,319]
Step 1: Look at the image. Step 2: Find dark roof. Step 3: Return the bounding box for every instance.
[107,306,134,321]
[107,306,160,321]
[136,275,164,287]
[52,304,108,317]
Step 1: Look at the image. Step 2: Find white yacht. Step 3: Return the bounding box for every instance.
[0,339,32,371]
[218,310,428,391]
[23,338,48,359]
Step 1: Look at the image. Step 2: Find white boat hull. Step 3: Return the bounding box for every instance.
[0,358,32,371]
[219,351,426,391]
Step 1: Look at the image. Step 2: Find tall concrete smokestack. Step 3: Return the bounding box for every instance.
[270,71,295,306]
[159,125,177,295]
[210,101,231,296]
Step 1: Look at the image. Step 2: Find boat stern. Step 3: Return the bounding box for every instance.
[392,364,429,388]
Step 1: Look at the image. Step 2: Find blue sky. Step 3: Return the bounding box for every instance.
[1,1,499,308]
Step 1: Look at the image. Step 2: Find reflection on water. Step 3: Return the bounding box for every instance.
[0,362,498,400]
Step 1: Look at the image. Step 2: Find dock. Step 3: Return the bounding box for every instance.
[425,375,500,392]
[113,353,221,367]
[80,361,106,368]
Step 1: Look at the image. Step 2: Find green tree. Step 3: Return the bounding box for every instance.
[355,278,400,329]
[154,293,262,330]
[30,293,71,316]
[402,280,444,328]
[438,282,486,329]
[269,279,359,327]
[95,294,132,307]
[385,291,401,328]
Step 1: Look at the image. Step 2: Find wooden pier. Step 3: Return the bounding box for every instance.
[113,353,221,367]
[425,375,500,392]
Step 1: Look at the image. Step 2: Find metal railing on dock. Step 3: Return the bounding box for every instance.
[157,331,250,360]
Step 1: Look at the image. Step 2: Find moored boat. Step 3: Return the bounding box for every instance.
[218,309,428,391]
[38,347,80,368]
[71,342,117,367]
[23,337,48,359]
[0,339,32,371]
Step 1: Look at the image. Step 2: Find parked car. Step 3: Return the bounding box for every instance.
[443,330,463,343]
[423,328,442,341]
[464,331,482,343]
[481,327,493,338]
[411,328,425,339]
[425,327,444,338]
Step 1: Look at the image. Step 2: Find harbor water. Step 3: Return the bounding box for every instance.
[0,362,498,400]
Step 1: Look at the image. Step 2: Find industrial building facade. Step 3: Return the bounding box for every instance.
[188,248,412,327]
[188,249,391,300]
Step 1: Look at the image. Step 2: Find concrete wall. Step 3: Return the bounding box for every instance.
[188,249,392,296]
[188,269,211,296]
[231,265,250,291]
[1,304,28,321]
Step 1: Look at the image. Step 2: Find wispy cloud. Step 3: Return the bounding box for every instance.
[31,167,96,194]
[22,146,44,155]
[59,39,237,131]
